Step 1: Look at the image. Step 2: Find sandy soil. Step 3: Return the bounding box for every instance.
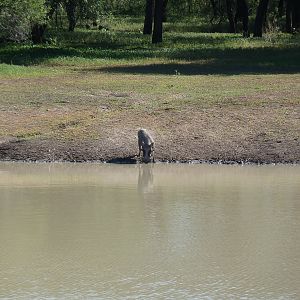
[1,105,299,164]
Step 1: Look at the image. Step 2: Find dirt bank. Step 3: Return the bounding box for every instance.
[1,106,299,164]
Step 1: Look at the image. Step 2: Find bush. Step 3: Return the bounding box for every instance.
[0,0,46,42]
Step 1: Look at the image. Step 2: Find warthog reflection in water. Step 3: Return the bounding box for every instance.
[138,165,154,194]
[138,129,155,163]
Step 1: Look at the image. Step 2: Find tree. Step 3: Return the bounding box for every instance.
[60,0,103,32]
[31,23,47,43]
[286,0,300,33]
[46,0,61,20]
[235,0,249,37]
[64,0,77,31]
[143,0,154,34]
[0,0,46,42]
[253,0,269,37]
[294,0,300,30]
[162,0,168,22]
[225,0,236,32]
[143,0,167,35]
[278,0,284,17]
[209,0,220,21]
[152,0,163,43]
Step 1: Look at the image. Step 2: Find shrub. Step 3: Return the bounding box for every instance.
[0,0,46,42]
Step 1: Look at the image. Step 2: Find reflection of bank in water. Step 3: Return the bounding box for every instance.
[138,165,154,194]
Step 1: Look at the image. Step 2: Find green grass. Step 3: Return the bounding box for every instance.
[0,18,299,144]
[0,63,62,77]
[0,17,299,75]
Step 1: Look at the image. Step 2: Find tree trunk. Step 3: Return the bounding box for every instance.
[286,0,292,33]
[55,7,58,27]
[47,0,60,22]
[225,0,236,33]
[278,0,284,17]
[188,0,193,13]
[152,0,163,43]
[65,0,77,32]
[292,0,300,30]
[143,0,154,34]
[253,0,269,37]
[235,0,249,37]
[31,24,47,44]
[286,0,300,33]
[210,0,218,19]
[162,0,168,22]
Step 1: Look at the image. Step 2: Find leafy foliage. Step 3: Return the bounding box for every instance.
[0,0,47,42]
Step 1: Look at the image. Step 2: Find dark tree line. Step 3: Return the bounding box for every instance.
[46,0,102,32]
[47,0,300,39]
[253,0,300,37]
[285,0,300,33]
[142,0,300,42]
[219,0,249,37]
[1,0,299,43]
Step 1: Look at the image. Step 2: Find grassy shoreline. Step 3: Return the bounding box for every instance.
[0,22,299,163]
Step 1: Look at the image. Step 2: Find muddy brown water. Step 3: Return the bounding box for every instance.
[0,162,299,299]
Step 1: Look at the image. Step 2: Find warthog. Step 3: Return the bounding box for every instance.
[138,129,154,163]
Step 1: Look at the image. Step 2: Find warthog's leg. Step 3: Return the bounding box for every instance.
[151,144,155,163]
[138,139,142,158]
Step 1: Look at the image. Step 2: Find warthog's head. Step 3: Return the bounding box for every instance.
[142,143,153,163]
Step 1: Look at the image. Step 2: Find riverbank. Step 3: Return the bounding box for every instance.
[1,70,299,164]
[0,87,299,164]
[0,29,299,164]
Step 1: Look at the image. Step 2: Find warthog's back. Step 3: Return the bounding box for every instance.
[138,129,154,146]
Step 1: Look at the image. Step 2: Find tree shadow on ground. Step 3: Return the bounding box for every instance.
[0,32,299,75]
[0,34,267,65]
[97,62,300,75]
[88,46,300,75]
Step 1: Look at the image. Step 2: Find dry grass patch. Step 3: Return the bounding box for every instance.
[0,66,299,163]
